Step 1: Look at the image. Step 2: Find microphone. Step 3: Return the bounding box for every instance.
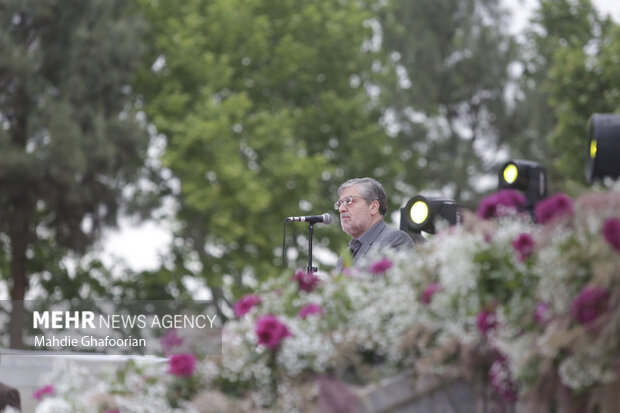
[286,213,333,225]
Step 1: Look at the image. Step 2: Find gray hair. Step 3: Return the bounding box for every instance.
[338,177,388,216]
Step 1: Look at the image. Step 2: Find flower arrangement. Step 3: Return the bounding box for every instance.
[33,187,620,412]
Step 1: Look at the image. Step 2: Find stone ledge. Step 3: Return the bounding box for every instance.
[355,370,476,413]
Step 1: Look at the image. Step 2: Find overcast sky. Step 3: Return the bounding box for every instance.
[507,0,620,33]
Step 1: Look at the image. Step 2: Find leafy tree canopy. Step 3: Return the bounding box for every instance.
[379,0,521,205]
[0,0,150,347]
[136,0,401,309]
[530,0,620,185]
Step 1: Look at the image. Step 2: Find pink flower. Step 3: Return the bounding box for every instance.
[477,309,498,336]
[233,294,261,318]
[534,302,551,326]
[33,385,55,401]
[534,193,573,224]
[602,217,620,252]
[512,233,535,262]
[160,329,184,355]
[168,354,197,377]
[477,190,527,219]
[369,258,392,275]
[255,314,291,349]
[421,283,441,305]
[570,285,610,328]
[293,269,320,292]
[489,355,518,402]
[299,303,323,319]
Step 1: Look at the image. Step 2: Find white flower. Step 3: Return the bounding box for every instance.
[434,231,483,297]
[34,398,72,413]
[558,354,615,390]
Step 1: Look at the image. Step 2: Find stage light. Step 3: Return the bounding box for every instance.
[400,195,463,234]
[498,159,547,209]
[585,114,620,183]
[409,200,429,226]
[503,164,518,185]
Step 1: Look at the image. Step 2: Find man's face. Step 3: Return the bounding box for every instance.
[337,184,378,239]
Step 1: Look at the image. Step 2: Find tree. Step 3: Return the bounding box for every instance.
[524,0,620,186]
[136,0,401,313]
[379,0,522,206]
[0,0,149,347]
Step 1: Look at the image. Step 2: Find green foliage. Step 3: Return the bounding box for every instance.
[136,0,401,304]
[0,0,150,345]
[0,0,149,255]
[546,24,620,184]
[523,0,620,188]
[379,0,521,205]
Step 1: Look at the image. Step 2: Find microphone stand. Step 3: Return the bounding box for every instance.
[307,223,317,274]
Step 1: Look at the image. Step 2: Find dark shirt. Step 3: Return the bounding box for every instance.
[348,238,363,258]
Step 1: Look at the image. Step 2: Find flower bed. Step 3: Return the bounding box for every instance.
[33,188,620,412]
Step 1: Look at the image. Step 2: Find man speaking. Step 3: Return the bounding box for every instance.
[335,177,418,269]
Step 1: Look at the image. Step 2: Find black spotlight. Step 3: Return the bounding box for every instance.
[400,195,463,234]
[498,160,547,209]
[586,114,620,184]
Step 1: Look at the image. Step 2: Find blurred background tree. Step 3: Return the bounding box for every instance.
[135,0,403,315]
[378,0,522,207]
[133,0,620,316]
[0,0,149,347]
[523,0,620,188]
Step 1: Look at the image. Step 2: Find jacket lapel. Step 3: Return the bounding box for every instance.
[353,222,387,265]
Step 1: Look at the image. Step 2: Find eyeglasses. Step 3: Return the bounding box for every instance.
[334,195,362,210]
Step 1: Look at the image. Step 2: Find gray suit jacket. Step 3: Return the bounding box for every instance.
[352,220,414,266]
[336,220,420,272]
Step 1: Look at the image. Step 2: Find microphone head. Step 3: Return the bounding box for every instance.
[321,213,333,225]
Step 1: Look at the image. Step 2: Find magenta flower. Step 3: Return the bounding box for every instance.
[256,314,291,349]
[293,269,320,292]
[489,355,518,402]
[512,233,536,262]
[534,302,551,326]
[168,354,197,377]
[299,303,323,319]
[233,294,261,318]
[33,385,55,401]
[602,217,620,252]
[570,285,610,328]
[160,329,184,355]
[421,283,441,305]
[477,190,527,219]
[369,257,393,275]
[477,309,498,336]
[534,193,573,224]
